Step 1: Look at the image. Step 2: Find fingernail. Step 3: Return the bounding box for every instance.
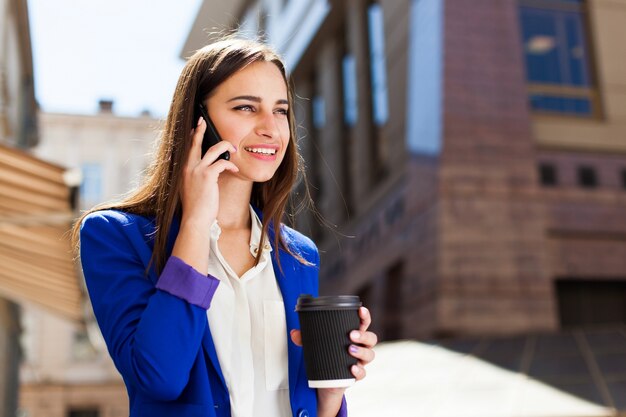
[197,117,203,126]
[349,345,359,353]
[352,365,360,375]
[351,330,360,340]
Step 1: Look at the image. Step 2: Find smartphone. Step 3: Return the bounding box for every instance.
[196,103,230,161]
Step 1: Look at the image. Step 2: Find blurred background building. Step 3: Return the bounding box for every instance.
[4,0,624,415]
[184,0,626,414]
[0,0,80,416]
[33,101,159,211]
[17,102,159,417]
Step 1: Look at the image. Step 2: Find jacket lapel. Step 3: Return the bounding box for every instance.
[166,207,304,398]
[266,219,304,401]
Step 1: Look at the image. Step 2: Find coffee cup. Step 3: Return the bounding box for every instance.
[295,295,362,388]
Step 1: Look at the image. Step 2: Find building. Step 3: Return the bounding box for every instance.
[1,0,81,416]
[185,0,626,412]
[17,102,161,417]
[33,101,161,210]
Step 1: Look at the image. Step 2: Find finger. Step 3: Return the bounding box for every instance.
[351,364,367,381]
[201,140,237,165]
[203,159,240,177]
[188,117,205,163]
[358,306,371,332]
[290,329,302,346]
[350,330,378,348]
[349,344,375,365]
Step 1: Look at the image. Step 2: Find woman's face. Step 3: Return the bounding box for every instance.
[204,60,290,183]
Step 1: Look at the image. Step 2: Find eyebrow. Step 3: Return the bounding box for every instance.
[227,95,288,105]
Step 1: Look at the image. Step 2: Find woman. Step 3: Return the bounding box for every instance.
[73,38,377,417]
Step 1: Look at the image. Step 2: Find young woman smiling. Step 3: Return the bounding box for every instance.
[72,38,377,417]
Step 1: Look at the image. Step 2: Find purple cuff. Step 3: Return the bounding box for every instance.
[336,395,347,417]
[155,256,219,309]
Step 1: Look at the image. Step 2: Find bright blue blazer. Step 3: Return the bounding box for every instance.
[79,208,341,417]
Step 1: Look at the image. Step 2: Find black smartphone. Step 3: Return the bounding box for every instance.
[196,103,230,161]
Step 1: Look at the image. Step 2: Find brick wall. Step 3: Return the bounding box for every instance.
[438,0,556,336]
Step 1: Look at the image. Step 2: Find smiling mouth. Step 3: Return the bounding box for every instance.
[244,147,277,156]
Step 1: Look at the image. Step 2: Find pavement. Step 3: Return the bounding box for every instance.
[345,340,617,417]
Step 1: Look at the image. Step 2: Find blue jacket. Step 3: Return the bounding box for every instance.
[80,209,347,417]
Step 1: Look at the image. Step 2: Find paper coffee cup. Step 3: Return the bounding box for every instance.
[295,295,362,388]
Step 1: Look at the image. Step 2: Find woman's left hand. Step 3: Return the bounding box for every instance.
[290,306,378,417]
[346,306,377,381]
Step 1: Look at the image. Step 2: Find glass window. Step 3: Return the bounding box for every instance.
[577,165,597,188]
[312,95,326,130]
[519,0,597,116]
[71,329,97,361]
[367,3,389,126]
[80,163,102,205]
[342,54,358,127]
[539,163,558,186]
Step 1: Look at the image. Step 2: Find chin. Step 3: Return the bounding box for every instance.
[236,158,284,183]
[239,169,276,183]
[251,174,275,183]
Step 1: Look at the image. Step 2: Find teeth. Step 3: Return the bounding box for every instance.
[245,147,277,155]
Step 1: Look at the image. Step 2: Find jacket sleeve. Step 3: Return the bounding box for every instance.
[79,211,218,401]
[337,396,348,417]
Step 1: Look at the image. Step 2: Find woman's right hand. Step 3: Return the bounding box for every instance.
[171,117,238,272]
[180,117,238,231]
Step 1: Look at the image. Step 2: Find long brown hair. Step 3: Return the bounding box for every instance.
[70,37,310,274]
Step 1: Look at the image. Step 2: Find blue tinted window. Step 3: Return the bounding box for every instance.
[565,13,589,86]
[312,95,326,129]
[342,54,358,127]
[530,94,591,114]
[521,9,562,83]
[519,0,594,116]
[367,3,389,126]
[81,163,102,205]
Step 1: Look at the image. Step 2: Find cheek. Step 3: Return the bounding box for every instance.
[279,121,291,146]
[222,125,247,148]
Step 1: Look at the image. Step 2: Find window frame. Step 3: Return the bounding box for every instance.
[519,0,602,119]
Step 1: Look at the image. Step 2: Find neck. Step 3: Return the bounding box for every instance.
[216,174,253,230]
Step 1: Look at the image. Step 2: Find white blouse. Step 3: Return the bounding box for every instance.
[206,205,291,417]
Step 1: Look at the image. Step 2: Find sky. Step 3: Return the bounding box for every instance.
[28,0,202,118]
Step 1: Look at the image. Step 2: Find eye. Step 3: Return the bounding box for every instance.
[234,105,255,112]
[274,108,288,116]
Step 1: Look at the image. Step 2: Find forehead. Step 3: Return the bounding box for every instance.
[213,60,288,100]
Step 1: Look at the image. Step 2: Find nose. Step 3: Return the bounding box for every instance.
[255,111,279,139]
